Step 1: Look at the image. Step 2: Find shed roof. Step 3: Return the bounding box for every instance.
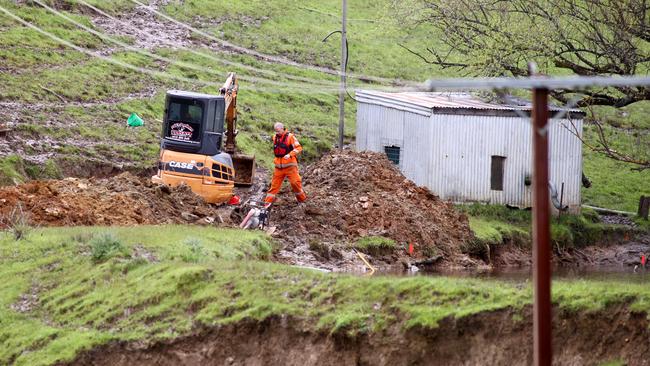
[355,90,585,118]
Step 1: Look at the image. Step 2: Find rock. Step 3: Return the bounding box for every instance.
[157,184,172,194]
[181,212,199,221]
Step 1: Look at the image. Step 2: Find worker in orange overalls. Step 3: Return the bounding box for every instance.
[264,122,307,204]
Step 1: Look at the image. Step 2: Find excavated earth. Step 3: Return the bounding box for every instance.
[62,305,650,366]
[0,172,235,228]
[268,150,474,268]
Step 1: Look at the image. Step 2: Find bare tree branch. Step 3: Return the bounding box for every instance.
[398,0,650,107]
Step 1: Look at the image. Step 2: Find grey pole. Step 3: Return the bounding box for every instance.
[338,0,347,149]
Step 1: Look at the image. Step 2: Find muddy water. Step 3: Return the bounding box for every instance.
[425,265,650,283]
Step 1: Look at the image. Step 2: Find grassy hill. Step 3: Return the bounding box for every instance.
[0,0,647,210]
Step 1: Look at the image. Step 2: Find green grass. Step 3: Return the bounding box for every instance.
[461,204,638,255]
[467,217,528,246]
[582,126,650,212]
[161,0,446,81]
[590,102,650,130]
[0,155,26,185]
[2,225,650,365]
[0,155,65,184]
[353,235,397,255]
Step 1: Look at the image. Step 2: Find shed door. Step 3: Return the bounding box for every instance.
[490,156,506,191]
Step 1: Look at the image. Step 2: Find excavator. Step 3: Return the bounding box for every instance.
[151,73,255,203]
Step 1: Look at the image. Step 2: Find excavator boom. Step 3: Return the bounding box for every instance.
[220,73,256,186]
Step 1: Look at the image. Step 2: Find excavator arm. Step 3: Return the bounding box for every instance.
[219,72,256,186]
[220,72,238,154]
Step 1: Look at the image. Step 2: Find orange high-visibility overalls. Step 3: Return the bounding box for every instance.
[264,131,307,203]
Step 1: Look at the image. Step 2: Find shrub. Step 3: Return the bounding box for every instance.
[91,233,128,263]
[180,237,204,263]
[3,203,31,240]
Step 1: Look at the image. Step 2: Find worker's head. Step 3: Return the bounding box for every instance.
[273,122,285,134]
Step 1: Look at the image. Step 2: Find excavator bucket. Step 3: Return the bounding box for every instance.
[232,153,255,186]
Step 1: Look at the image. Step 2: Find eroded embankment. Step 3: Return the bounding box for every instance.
[64,306,650,366]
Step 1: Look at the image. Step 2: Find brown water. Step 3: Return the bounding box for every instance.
[405,265,650,283]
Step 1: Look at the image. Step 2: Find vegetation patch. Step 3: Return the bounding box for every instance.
[464,217,529,257]
[460,204,637,257]
[352,236,397,256]
[90,232,129,263]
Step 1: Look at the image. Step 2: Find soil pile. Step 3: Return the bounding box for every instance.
[271,150,473,262]
[0,173,229,228]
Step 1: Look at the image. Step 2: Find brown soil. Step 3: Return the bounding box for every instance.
[486,231,650,268]
[0,172,233,228]
[62,305,650,366]
[269,151,474,267]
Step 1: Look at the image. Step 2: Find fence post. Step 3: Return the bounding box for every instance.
[639,196,650,220]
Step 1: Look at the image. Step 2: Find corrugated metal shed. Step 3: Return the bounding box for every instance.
[355,90,584,212]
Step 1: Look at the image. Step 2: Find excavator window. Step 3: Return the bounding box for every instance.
[166,99,204,143]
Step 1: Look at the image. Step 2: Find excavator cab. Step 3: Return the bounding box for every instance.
[152,73,255,204]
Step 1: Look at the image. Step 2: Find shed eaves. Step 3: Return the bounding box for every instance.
[355,90,585,118]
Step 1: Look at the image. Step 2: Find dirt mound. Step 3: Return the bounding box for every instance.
[0,173,229,228]
[271,151,473,263]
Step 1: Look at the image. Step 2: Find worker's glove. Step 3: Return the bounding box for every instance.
[283,154,291,160]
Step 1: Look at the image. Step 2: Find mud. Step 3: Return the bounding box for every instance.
[0,172,234,228]
[88,2,203,52]
[485,231,650,269]
[268,151,474,268]
[62,306,650,366]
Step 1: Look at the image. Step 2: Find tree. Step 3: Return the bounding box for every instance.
[397,0,650,108]
[395,0,650,170]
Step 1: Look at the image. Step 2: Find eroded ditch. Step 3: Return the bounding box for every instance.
[61,306,650,366]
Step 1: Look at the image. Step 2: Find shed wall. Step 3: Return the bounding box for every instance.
[356,103,583,211]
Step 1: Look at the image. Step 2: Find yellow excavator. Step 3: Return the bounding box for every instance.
[151,73,255,203]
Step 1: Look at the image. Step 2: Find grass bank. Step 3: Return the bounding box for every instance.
[2,225,650,365]
[460,204,643,258]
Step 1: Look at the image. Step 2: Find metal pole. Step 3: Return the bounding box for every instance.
[532,85,552,366]
[338,0,347,149]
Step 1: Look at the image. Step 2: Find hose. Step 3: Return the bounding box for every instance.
[548,182,568,211]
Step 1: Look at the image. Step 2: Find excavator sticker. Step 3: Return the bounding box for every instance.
[164,160,205,175]
[169,122,195,141]
[168,160,197,169]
